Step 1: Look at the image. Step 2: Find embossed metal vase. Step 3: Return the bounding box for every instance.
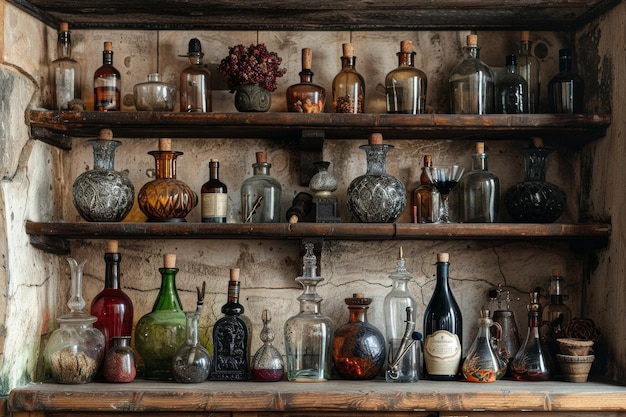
[72,129,134,222]
[233,84,271,112]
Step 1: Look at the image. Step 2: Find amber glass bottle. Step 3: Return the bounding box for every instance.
[385,40,427,114]
[94,41,121,111]
[412,155,439,223]
[286,48,326,113]
[332,43,365,113]
[201,158,228,223]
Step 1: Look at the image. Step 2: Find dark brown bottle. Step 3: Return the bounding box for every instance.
[201,158,228,223]
[412,155,439,223]
[94,41,121,111]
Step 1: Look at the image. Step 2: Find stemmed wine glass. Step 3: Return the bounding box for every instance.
[426,165,465,223]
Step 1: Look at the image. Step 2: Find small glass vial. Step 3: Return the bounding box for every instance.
[548,48,584,114]
[517,31,541,113]
[251,309,285,382]
[173,312,212,383]
[412,155,439,224]
[497,54,529,114]
[459,141,500,223]
[461,309,507,383]
[102,336,136,383]
[241,151,282,223]
[286,48,326,113]
[385,40,427,114]
[332,43,365,113]
[201,158,228,223]
[94,41,121,111]
[180,38,212,112]
[51,22,81,110]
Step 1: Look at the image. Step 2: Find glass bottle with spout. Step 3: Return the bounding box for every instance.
[461,309,507,382]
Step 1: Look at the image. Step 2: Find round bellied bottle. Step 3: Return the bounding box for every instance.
[251,309,285,382]
[332,43,366,113]
[385,40,427,114]
[286,48,326,113]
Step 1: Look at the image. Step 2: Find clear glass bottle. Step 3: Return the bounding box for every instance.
[517,31,541,113]
[51,22,81,110]
[102,336,136,383]
[548,48,585,114]
[133,73,176,111]
[497,54,529,114]
[286,48,326,113]
[423,252,463,380]
[542,269,572,340]
[210,268,249,381]
[134,254,186,380]
[384,248,419,382]
[173,312,212,383]
[461,309,507,383]
[412,154,439,224]
[94,41,121,111]
[241,151,282,223]
[511,292,553,381]
[449,34,495,114]
[284,242,332,382]
[251,309,285,382]
[332,43,366,113]
[180,38,212,112]
[459,141,500,223]
[385,40,427,114]
[201,158,228,223]
[332,293,386,380]
[90,240,134,355]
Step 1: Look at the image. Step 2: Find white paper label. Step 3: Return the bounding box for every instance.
[424,329,462,376]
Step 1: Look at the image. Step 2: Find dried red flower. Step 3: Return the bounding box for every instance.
[218,43,286,92]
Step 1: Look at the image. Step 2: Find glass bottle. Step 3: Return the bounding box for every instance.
[134,254,186,380]
[210,268,249,381]
[102,336,136,383]
[201,158,228,223]
[172,312,212,383]
[461,309,507,383]
[385,40,427,114]
[137,138,198,222]
[286,48,326,113]
[284,242,332,382]
[383,247,419,383]
[449,34,495,114]
[548,48,585,114]
[542,268,572,340]
[511,292,553,381]
[423,252,463,380]
[251,309,285,382]
[51,22,81,110]
[90,240,134,355]
[241,151,282,223]
[94,41,121,111]
[497,54,529,114]
[412,154,439,224]
[517,31,541,113]
[489,285,521,373]
[332,293,386,380]
[459,141,500,223]
[133,73,177,111]
[43,258,105,384]
[332,43,365,113]
[180,38,212,112]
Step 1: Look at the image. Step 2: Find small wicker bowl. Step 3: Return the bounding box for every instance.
[557,338,594,356]
[557,354,595,382]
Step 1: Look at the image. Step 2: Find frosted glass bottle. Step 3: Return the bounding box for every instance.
[180,38,212,112]
[385,40,427,114]
[332,43,366,113]
[51,22,81,110]
[497,54,529,114]
[241,151,282,223]
[459,141,500,223]
[517,31,541,113]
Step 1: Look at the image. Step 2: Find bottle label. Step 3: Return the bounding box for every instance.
[202,193,227,218]
[423,330,462,376]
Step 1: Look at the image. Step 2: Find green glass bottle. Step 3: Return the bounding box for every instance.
[135,253,186,380]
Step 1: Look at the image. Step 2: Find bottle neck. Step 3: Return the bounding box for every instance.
[341,56,357,69]
[188,52,203,66]
[185,312,200,346]
[528,312,541,329]
[153,268,183,312]
[463,45,480,60]
[299,69,314,83]
[103,50,113,66]
[550,294,564,304]
[559,55,573,72]
[518,40,532,56]
[57,31,72,58]
[210,162,220,180]
[507,63,518,74]
[104,252,121,289]
[253,162,271,176]
[397,52,415,67]
[435,261,450,292]
[222,280,244,316]
[471,153,488,171]
[150,151,181,180]
[348,306,368,323]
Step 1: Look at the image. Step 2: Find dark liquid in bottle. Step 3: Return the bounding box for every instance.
[253,368,284,382]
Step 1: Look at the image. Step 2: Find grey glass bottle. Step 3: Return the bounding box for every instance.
[459,142,500,223]
[497,54,529,114]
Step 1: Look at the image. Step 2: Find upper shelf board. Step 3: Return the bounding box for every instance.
[7,0,623,30]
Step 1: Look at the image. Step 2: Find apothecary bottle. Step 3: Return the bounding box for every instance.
[383,248,419,382]
[412,155,439,224]
[461,309,507,383]
[284,243,332,382]
[133,73,176,111]
[102,336,136,383]
[51,22,81,110]
[497,54,529,114]
[385,40,427,114]
[332,43,365,113]
[459,141,500,223]
[173,312,211,383]
[210,268,249,381]
[548,48,584,114]
[541,269,572,340]
[333,293,386,380]
[423,253,462,380]
[90,240,134,355]
[286,48,326,113]
[180,38,212,112]
[449,34,495,114]
[201,158,228,223]
[94,41,121,111]
[517,31,541,113]
[251,309,285,382]
[134,254,186,380]
[241,151,282,223]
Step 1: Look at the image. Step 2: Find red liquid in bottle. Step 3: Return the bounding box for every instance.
[253,368,284,382]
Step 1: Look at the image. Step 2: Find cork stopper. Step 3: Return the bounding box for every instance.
[104,41,113,52]
[210,158,218,163]
[400,40,413,52]
[520,31,531,42]
[255,151,267,163]
[437,252,450,263]
[368,133,383,145]
[466,35,478,46]
[163,253,176,268]
[424,154,433,166]
[353,293,364,298]
[399,246,404,259]
[342,43,354,57]
[475,141,485,154]
[552,268,562,276]
[98,128,113,140]
[531,137,544,148]
[302,48,313,70]
[59,22,69,31]
[159,138,172,151]
[106,240,118,253]
[230,268,240,282]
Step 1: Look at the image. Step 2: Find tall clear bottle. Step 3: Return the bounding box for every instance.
[201,158,228,223]
[94,41,121,111]
[423,253,462,380]
[383,248,419,382]
[496,54,529,114]
[548,48,584,114]
[459,141,500,223]
[449,34,495,114]
[180,38,212,112]
[412,155,440,224]
[241,151,282,223]
[332,43,366,113]
[517,31,541,113]
[385,40,427,114]
[286,48,326,113]
[284,243,332,382]
[51,22,81,110]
